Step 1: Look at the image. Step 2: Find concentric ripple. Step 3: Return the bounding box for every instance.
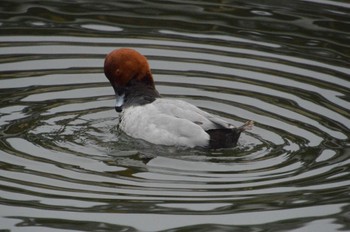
[1,0,350,231]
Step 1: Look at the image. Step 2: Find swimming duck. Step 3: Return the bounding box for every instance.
[104,48,253,148]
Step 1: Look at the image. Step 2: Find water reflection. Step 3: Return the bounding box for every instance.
[0,0,350,231]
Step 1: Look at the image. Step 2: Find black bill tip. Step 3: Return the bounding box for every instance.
[115,106,123,112]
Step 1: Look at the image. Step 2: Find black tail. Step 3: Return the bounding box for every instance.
[207,121,254,149]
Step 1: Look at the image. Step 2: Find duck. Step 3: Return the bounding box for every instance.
[104,48,253,149]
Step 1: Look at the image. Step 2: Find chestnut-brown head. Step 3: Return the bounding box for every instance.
[104,48,155,89]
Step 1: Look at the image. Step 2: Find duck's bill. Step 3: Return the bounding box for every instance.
[115,93,125,112]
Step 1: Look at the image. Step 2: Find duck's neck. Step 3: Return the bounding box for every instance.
[124,83,161,108]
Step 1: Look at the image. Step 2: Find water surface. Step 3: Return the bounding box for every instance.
[1,0,350,231]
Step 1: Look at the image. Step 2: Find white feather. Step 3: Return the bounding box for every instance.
[120,98,231,147]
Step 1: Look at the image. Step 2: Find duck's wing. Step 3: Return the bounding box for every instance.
[155,99,255,148]
[121,98,252,148]
[153,98,231,130]
[120,102,210,147]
